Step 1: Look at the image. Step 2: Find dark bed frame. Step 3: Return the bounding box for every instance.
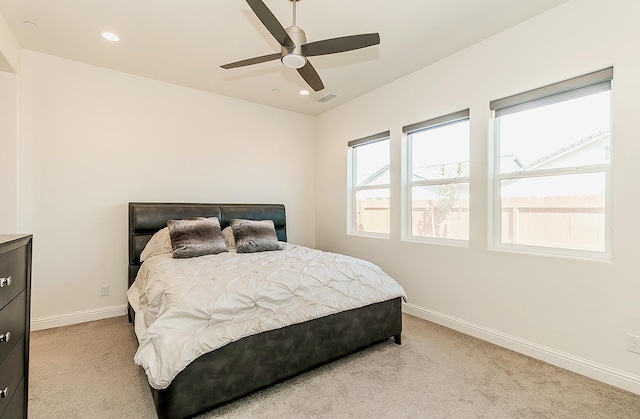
[128,202,403,419]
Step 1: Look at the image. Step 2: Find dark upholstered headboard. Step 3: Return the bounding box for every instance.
[128,202,287,290]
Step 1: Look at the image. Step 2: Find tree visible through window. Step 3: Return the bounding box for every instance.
[415,163,464,237]
[405,110,470,242]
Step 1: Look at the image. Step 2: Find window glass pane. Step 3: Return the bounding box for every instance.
[410,183,469,240]
[355,189,390,234]
[355,139,390,186]
[500,172,605,252]
[499,91,611,174]
[410,120,470,180]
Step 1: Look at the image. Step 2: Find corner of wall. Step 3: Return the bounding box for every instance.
[0,11,21,73]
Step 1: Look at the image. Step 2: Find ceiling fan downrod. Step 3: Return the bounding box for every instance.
[282,0,306,69]
[292,0,297,27]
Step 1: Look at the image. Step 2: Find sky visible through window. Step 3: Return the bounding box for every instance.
[356,122,472,185]
[355,91,610,186]
[411,121,469,179]
[499,91,611,170]
[355,139,390,186]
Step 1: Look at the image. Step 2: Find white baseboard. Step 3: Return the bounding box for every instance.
[31,304,128,331]
[403,302,640,396]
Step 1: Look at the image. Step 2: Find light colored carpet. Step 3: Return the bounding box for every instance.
[29,314,640,419]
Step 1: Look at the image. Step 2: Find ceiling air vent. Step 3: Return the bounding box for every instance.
[318,93,337,103]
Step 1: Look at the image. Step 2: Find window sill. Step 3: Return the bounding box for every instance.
[402,237,469,248]
[348,232,390,240]
[490,243,612,263]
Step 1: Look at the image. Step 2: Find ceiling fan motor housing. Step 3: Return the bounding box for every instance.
[281,26,307,69]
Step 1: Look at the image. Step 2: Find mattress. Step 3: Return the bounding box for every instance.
[127,243,406,390]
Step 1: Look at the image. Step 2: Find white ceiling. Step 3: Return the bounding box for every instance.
[0,0,569,115]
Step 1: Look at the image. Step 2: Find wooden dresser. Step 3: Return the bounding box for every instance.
[0,235,32,419]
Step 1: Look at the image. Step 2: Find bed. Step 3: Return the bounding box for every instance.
[127,202,405,419]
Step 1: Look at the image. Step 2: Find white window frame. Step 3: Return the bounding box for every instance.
[490,68,613,259]
[348,131,391,238]
[403,110,470,245]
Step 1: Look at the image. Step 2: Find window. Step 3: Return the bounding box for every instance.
[404,110,470,242]
[491,68,612,256]
[348,132,391,236]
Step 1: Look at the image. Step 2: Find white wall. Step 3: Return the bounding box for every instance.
[19,50,316,327]
[0,12,20,232]
[0,71,19,232]
[0,11,20,73]
[315,0,640,393]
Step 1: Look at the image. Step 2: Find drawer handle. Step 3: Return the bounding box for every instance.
[0,276,11,288]
[0,332,9,343]
[0,387,7,398]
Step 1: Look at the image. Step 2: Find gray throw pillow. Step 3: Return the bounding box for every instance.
[167,217,227,259]
[230,219,281,253]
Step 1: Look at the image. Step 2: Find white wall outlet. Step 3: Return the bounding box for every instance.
[627,334,640,354]
[100,284,109,297]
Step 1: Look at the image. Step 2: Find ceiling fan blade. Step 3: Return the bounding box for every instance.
[221,53,281,69]
[246,0,294,47]
[297,61,325,92]
[303,33,380,57]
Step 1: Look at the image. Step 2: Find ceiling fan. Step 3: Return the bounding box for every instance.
[221,0,380,92]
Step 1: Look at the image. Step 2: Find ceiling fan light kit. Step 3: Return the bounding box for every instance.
[281,24,307,69]
[282,54,306,69]
[221,0,380,92]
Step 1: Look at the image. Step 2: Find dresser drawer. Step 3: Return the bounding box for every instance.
[0,377,24,419]
[0,337,24,417]
[0,291,26,365]
[0,246,27,310]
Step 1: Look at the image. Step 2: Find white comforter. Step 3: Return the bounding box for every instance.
[127,243,407,390]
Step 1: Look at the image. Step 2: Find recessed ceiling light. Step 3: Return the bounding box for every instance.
[101,32,120,42]
[23,21,39,29]
[272,88,280,93]
[299,90,310,96]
